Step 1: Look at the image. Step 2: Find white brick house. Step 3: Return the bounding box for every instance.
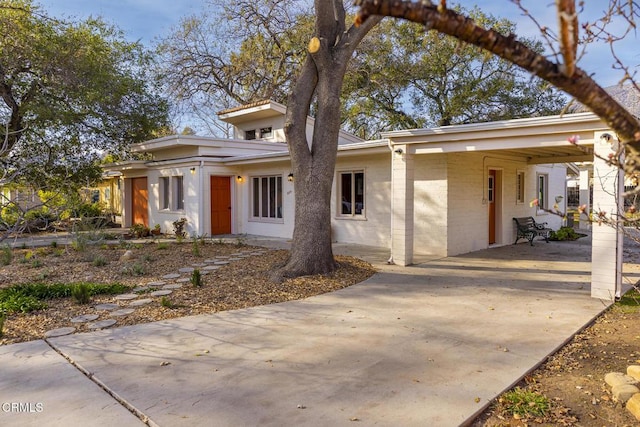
[105,101,623,300]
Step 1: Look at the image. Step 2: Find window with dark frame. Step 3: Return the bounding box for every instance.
[339,171,365,216]
[251,175,283,220]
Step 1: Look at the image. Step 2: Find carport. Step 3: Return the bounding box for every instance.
[383,112,625,300]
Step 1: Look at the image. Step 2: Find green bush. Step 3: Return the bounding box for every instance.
[0,311,6,337]
[549,226,580,241]
[0,245,12,266]
[0,282,130,314]
[71,283,91,304]
[191,269,202,287]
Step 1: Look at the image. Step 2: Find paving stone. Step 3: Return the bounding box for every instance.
[213,261,229,265]
[146,281,166,287]
[228,257,242,261]
[87,319,117,330]
[175,278,190,283]
[192,263,207,267]
[132,286,150,293]
[200,271,210,275]
[110,308,135,317]
[626,393,640,421]
[203,265,220,271]
[44,327,76,338]
[162,284,183,290]
[628,365,640,381]
[605,372,638,388]
[231,253,244,256]
[150,290,172,297]
[204,259,217,263]
[613,384,640,403]
[215,256,230,259]
[161,273,180,279]
[70,314,99,323]
[94,303,119,311]
[129,298,153,307]
[179,267,195,273]
[114,293,138,301]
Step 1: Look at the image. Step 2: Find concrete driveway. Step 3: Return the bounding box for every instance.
[1,236,629,427]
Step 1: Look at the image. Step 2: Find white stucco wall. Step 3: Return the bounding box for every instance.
[331,153,391,248]
[412,154,448,256]
[234,161,295,239]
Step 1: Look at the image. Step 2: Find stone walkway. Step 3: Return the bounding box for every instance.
[43,249,269,338]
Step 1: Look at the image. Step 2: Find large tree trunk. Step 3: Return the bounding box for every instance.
[271,1,380,281]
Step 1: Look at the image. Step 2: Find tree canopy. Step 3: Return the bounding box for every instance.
[0,0,169,191]
[158,1,565,138]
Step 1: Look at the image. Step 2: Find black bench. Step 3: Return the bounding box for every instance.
[513,216,552,246]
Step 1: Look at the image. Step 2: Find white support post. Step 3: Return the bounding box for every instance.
[390,145,414,266]
[590,132,624,300]
[578,168,591,230]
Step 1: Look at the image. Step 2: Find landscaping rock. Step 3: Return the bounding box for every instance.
[146,281,166,287]
[162,284,182,289]
[150,290,172,297]
[94,303,119,311]
[44,327,76,338]
[627,365,640,381]
[179,267,195,273]
[129,298,153,307]
[70,314,99,323]
[213,261,229,265]
[132,286,150,293]
[87,319,117,330]
[161,273,180,279]
[110,309,135,317]
[175,278,190,283]
[605,372,639,388]
[203,265,220,271]
[114,293,138,301]
[120,250,134,261]
[612,384,640,403]
[627,393,640,421]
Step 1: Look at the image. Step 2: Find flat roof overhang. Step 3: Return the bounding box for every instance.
[383,112,608,165]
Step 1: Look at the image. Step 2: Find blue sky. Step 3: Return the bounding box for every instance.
[35,0,637,88]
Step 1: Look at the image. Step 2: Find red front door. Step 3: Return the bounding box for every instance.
[211,176,231,235]
[131,177,148,227]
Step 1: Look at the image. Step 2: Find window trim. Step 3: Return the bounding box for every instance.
[516,170,525,204]
[536,173,548,213]
[249,174,284,223]
[159,175,185,212]
[337,169,366,219]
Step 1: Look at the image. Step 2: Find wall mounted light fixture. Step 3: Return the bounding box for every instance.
[237,175,244,183]
[287,173,294,182]
[190,167,196,175]
[394,148,403,154]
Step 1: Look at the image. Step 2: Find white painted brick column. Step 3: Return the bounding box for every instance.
[578,168,591,230]
[391,145,414,266]
[591,131,624,300]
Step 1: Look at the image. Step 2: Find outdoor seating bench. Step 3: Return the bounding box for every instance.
[512,216,552,246]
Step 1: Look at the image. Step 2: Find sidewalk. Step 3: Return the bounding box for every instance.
[0,237,615,426]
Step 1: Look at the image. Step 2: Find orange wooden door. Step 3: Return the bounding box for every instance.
[488,170,496,244]
[131,177,149,227]
[211,176,231,235]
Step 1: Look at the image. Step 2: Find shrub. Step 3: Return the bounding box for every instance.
[0,311,5,337]
[172,217,187,238]
[191,269,202,287]
[160,296,174,308]
[0,245,12,266]
[92,255,108,267]
[549,226,580,241]
[130,223,150,238]
[71,283,91,304]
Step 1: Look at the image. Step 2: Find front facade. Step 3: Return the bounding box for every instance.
[106,101,624,300]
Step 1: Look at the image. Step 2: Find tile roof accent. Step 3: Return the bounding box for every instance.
[217,100,272,115]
